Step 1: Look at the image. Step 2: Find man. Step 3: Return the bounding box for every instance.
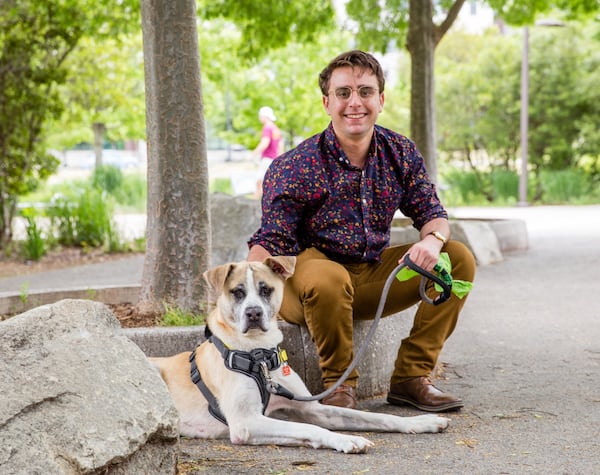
[247,50,475,411]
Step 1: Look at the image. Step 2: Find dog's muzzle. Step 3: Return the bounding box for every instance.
[242,305,268,333]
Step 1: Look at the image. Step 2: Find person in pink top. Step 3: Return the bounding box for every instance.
[252,106,283,198]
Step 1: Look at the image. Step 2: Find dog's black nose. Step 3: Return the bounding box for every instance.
[245,306,263,323]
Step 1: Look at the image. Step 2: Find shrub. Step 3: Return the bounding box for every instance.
[160,303,205,326]
[47,184,121,249]
[91,165,123,194]
[539,169,592,204]
[23,214,46,261]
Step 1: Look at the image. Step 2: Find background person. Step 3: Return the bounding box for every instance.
[252,106,283,198]
[247,50,475,411]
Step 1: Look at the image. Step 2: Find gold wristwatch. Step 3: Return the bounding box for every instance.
[428,231,447,245]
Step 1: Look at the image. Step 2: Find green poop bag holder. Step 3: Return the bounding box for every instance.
[396,252,474,303]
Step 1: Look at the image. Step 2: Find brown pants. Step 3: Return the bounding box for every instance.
[279,241,476,388]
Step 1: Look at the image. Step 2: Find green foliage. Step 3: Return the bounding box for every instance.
[47,184,118,248]
[45,34,146,149]
[210,177,233,195]
[199,23,351,151]
[199,0,335,59]
[539,169,592,203]
[92,165,124,194]
[0,0,140,249]
[490,170,519,203]
[113,173,147,210]
[23,215,46,261]
[160,303,205,327]
[442,168,597,206]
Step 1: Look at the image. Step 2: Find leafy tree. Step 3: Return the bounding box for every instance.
[436,20,600,202]
[0,0,138,247]
[344,0,600,183]
[46,34,146,165]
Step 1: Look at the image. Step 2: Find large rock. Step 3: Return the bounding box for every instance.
[0,299,179,475]
[210,193,261,266]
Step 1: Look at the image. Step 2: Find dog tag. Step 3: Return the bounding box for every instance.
[279,348,291,376]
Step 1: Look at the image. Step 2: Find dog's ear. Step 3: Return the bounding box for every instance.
[203,263,236,295]
[263,256,296,280]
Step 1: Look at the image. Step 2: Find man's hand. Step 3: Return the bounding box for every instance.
[400,217,450,271]
[247,245,272,262]
[401,237,443,271]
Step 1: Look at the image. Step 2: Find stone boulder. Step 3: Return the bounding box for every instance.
[210,193,261,266]
[0,299,179,475]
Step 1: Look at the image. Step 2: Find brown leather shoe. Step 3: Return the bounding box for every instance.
[321,384,357,409]
[387,377,463,412]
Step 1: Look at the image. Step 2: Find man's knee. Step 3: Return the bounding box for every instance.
[445,240,476,281]
[294,258,353,300]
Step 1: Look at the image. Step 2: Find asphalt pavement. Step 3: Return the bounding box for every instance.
[2,205,600,474]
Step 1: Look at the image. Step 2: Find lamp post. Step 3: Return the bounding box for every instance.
[518,20,565,207]
[518,26,529,206]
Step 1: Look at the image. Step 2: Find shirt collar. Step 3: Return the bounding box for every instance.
[324,123,378,170]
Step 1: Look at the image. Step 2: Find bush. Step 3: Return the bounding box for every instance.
[539,169,592,204]
[113,172,147,209]
[490,170,518,203]
[48,184,120,249]
[91,165,123,194]
[440,170,489,206]
[23,214,46,261]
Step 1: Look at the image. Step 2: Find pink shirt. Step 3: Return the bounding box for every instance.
[261,123,282,159]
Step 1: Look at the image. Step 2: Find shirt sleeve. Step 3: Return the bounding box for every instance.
[248,151,320,256]
[393,137,448,230]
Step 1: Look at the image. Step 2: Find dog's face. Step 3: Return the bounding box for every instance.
[203,256,296,335]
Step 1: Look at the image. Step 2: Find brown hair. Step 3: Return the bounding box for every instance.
[318,50,385,95]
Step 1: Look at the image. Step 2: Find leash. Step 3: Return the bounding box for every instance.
[279,254,452,402]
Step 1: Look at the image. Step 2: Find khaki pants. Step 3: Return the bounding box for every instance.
[279,241,476,388]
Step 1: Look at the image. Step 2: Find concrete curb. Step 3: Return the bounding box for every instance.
[0,285,140,316]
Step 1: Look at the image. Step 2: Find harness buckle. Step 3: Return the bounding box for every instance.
[260,360,272,384]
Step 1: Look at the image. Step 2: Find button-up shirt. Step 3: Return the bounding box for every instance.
[248,123,447,263]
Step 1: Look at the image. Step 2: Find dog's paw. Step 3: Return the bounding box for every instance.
[407,414,450,433]
[331,434,374,453]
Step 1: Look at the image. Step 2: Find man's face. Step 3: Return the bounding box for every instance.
[322,66,384,142]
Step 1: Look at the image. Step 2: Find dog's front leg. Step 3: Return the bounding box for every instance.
[227,415,374,453]
[288,402,450,434]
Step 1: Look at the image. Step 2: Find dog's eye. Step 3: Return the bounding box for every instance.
[230,286,246,302]
[258,283,273,299]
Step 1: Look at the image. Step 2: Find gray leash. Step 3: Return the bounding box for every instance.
[266,254,452,402]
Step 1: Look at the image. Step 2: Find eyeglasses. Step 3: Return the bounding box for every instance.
[328,86,378,101]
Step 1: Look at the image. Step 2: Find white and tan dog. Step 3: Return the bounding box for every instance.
[150,256,449,453]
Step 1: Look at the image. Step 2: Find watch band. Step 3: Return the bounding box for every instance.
[428,231,447,244]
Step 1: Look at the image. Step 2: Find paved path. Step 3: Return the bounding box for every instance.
[178,205,600,474]
[2,205,599,473]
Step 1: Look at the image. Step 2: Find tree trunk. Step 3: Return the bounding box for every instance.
[407,0,438,182]
[406,0,465,184]
[92,122,105,168]
[139,0,211,315]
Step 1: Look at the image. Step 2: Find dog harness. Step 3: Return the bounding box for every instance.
[189,326,289,425]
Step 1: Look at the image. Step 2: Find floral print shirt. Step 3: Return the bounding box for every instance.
[248,123,447,263]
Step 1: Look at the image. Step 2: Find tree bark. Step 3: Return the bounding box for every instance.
[407,0,465,184]
[139,0,211,315]
[92,122,105,168]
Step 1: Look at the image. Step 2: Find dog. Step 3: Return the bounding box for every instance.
[150,256,449,453]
